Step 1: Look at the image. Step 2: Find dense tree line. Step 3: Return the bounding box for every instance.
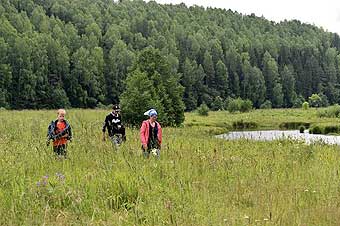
[1,0,340,115]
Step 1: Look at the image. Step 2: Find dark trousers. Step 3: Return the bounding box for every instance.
[142,145,160,158]
[53,144,67,156]
[110,126,126,140]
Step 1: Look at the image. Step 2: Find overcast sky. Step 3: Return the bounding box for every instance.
[147,0,340,35]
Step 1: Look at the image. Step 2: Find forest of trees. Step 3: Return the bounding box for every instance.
[1,0,340,115]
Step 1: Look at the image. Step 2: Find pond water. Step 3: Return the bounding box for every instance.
[216,130,340,145]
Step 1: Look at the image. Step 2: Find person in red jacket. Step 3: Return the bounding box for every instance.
[140,109,162,158]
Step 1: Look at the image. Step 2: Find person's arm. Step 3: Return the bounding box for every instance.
[140,121,148,150]
[46,121,54,146]
[67,124,72,141]
[47,122,53,139]
[102,116,108,141]
[117,115,123,129]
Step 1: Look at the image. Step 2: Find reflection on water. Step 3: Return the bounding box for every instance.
[216,130,340,145]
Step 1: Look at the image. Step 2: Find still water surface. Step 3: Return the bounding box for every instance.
[216,130,340,145]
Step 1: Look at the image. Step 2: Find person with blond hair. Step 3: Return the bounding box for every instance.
[46,109,72,157]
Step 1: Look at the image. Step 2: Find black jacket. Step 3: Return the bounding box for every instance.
[102,112,124,137]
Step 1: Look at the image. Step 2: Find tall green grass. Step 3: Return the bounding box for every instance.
[1,108,340,225]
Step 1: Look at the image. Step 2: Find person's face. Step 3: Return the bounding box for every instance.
[57,113,65,122]
[150,114,157,122]
[112,109,120,115]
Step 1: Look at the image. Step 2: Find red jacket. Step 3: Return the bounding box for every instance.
[140,120,162,147]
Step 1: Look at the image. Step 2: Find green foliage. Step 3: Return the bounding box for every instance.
[2,109,340,224]
[35,174,75,209]
[120,48,184,126]
[1,0,340,112]
[227,98,253,113]
[272,83,284,108]
[260,100,272,109]
[281,65,296,107]
[317,104,340,118]
[293,95,305,108]
[307,124,340,135]
[240,99,253,112]
[104,176,139,211]
[319,93,330,107]
[227,98,242,113]
[197,103,209,116]
[96,102,112,110]
[309,125,323,134]
[49,88,71,109]
[0,38,12,108]
[262,51,279,102]
[211,96,224,111]
[308,123,340,135]
[302,101,309,110]
[215,60,229,98]
[181,58,198,111]
[120,69,163,127]
[105,40,135,104]
[279,122,311,130]
[232,120,258,130]
[323,125,340,135]
[308,94,322,108]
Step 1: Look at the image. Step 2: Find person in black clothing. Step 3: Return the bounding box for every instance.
[102,104,126,142]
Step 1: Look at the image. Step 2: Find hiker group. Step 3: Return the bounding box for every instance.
[46,105,162,158]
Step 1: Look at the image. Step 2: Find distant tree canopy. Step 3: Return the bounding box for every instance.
[120,47,184,126]
[1,0,340,117]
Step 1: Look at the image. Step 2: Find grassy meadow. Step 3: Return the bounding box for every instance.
[1,108,340,225]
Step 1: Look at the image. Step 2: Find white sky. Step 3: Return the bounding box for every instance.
[147,0,340,35]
